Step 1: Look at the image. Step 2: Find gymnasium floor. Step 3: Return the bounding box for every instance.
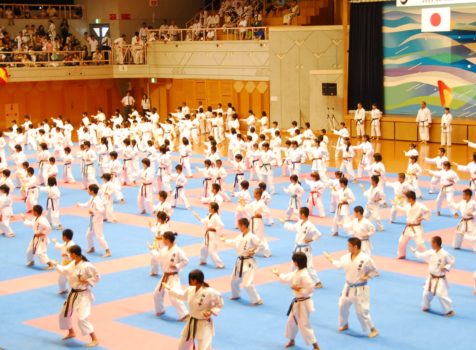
[0,137,475,350]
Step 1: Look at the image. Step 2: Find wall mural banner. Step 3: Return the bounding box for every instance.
[383,4,476,117]
[397,0,476,7]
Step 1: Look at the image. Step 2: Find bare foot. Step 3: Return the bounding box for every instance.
[85,340,99,347]
[86,247,95,254]
[62,332,76,340]
[338,324,349,332]
[368,328,378,338]
[284,340,295,348]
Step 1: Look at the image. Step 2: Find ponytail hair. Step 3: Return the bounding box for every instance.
[188,269,210,288]
[163,231,178,243]
[68,244,89,262]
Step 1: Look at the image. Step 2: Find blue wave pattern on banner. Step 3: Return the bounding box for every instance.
[383,4,476,117]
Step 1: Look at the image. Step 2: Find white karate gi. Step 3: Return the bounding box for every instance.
[57,260,100,336]
[169,285,224,350]
[138,167,155,213]
[354,108,366,137]
[54,240,75,292]
[258,150,276,193]
[441,112,452,146]
[42,185,61,228]
[415,248,455,314]
[345,218,375,256]
[199,213,225,268]
[397,201,431,258]
[149,222,170,275]
[284,220,322,284]
[363,185,385,231]
[227,231,262,303]
[284,183,305,221]
[332,187,355,235]
[304,179,325,217]
[79,196,109,251]
[0,193,14,236]
[452,199,476,251]
[153,244,189,318]
[62,153,75,183]
[424,155,448,193]
[416,107,432,142]
[370,108,382,137]
[429,168,458,215]
[386,180,414,222]
[245,199,272,257]
[279,269,317,345]
[333,252,377,333]
[457,161,476,193]
[25,215,52,265]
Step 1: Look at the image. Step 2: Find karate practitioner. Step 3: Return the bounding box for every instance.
[396,191,431,259]
[52,228,75,294]
[324,237,379,338]
[56,244,100,347]
[224,218,263,306]
[193,202,225,269]
[370,104,382,140]
[164,269,224,350]
[424,148,448,194]
[153,231,190,321]
[451,189,476,252]
[416,101,432,143]
[345,206,375,256]
[78,184,111,258]
[283,207,323,288]
[411,236,455,317]
[245,187,272,257]
[272,252,320,350]
[304,172,325,218]
[361,175,385,232]
[147,211,170,276]
[283,175,305,221]
[426,161,458,216]
[25,204,55,269]
[138,158,155,215]
[332,177,355,236]
[354,103,366,139]
[441,107,452,147]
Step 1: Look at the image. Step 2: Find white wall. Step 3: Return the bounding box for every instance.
[269,26,344,129]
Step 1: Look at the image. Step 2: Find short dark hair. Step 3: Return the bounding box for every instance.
[62,229,74,240]
[163,231,177,243]
[405,190,416,201]
[33,205,43,215]
[188,269,205,285]
[354,206,364,215]
[432,236,442,247]
[292,252,308,270]
[463,188,473,197]
[238,217,250,228]
[348,237,362,249]
[89,184,99,194]
[299,207,310,217]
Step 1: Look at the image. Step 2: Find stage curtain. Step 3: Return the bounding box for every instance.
[348,2,384,112]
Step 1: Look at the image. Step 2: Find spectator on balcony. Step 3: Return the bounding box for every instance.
[47,6,58,19]
[60,19,70,44]
[37,25,46,37]
[113,34,127,64]
[238,15,249,39]
[87,35,99,59]
[266,0,289,15]
[139,22,148,42]
[5,7,14,26]
[159,20,169,40]
[131,32,144,64]
[101,34,111,62]
[190,19,203,41]
[92,49,103,65]
[168,21,179,41]
[48,20,56,40]
[283,1,300,25]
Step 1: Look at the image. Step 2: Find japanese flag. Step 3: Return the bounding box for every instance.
[421,7,451,33]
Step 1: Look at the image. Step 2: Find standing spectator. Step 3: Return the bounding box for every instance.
[139,22,148,42]
[283,1,300,25]
[6,7,14,26]
[60,19,69,44]
[92,49,103,64]
[48,20,56,40]
[87,35,99,59]
[113,34,126,64]
[141,94,150,114]
[131,32,144,64]
[122,91,135,117]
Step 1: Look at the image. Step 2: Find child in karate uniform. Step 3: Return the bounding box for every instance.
[283,175,305,221]
[172,164,191,209]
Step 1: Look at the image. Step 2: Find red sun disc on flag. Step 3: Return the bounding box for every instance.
[430,13,441,27]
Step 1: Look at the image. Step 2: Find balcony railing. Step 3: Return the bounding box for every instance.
[0,49,111,67]
[148,26,268,42]
[0,3,85,20]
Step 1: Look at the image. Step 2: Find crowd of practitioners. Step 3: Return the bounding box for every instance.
[1,97,475,349]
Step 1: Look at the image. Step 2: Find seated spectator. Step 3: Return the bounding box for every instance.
[283,1,300,25]
[92,49,103,64]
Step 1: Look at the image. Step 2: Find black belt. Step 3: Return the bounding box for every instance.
[233,173,244,188]
[287,297,311,325]
[46,197,55,211]
[175,186,183,199]
[63,288,86,317]
[235,256,253,278]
